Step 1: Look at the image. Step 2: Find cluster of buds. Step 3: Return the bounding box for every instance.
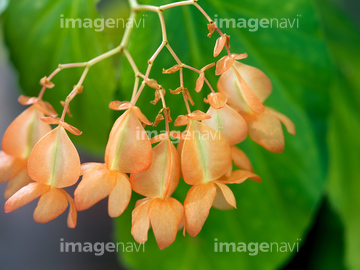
[0,1,295,250]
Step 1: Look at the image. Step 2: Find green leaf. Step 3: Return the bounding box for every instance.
[114,0,331,269]
[2,0,117,154]
[315,0,360,268]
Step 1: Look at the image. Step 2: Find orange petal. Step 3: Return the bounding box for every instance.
[207,92,227,109]
[109,100,132,111]
[195,73,205,93]
[233,53,248,60]
[230,146,253,172]
[27,126,81,188]
[153,113,164,127]
[131,199,152,244]
[108,172,132,217]
[59,121,82,136]
[4,183,50,213]
[184,183,216,237]
[235,61,272,102]
[33,187,68,223]
[177,138,184,160]
[134,197,151,209]
[34,100,58,117]
[40,76,55,88]
[201,63,215,72]
[212,185,234,210]
[213,182,236,208]
[4,167,32,200]
[203,105,248,145]
[80,162,104,175]
[60,189,77,228]
[18,95,37,105]
[213,35,229,57]
[174,115,189,126]
[169,131,183,141]
[74,164,115,211]
[169,87,183,95]
[186,110,211,120]
[130,139,180,199]
[181,121,231,185]
[218,61,272,113]
[0,151,27,184]
[232,67,264,114]
[41,117,61,125]
[215,55,235,75]
[163,64,183,74]
[2,106,52,159]
[149,198,184,249]
[265,107,296,135]
[245,112,285,153]
[218,169,261,184]
[145,79,161,90]
[105,109,152,173]
[150,133,165,144]
[207,22,216,37]
[132,106,153,126]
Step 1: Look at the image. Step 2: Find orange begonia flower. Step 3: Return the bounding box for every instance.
[203,104,248,146]
[203,103,255,170]
[0,96,54,199]
[130,136,183,249]
[180,120,232,185]
[207,92,227,109]
[5,125,80,228]
[184,170,261,237]
[203,104,254,172]
[105,106,152,173]
[202,102,261,207]
[74,163,131,218]
[178,119,252,237]
[218,61,296,153]
[74,105,152,217]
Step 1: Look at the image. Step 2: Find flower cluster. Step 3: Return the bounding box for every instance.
[0,0,295,250]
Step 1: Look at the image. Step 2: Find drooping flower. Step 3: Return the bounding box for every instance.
[130,135,183,249]
[176,118,249,236]
[0,95,55,198]
[202,103,253,172]
[203,103,247,146]
[180,119,231,185]
[218,61,296,153]
[5,123,81,228]
[74,163,132,218]
[74,102,152,217]
[105,103,152,173]
[183,166,260,237]
[201,97,261,211]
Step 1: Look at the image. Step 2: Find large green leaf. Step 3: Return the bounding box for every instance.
[113,0,331,269]
[315,0,360,268]
[2,0,117,153]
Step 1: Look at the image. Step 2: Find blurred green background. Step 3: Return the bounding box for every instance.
[0,0,359,269]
